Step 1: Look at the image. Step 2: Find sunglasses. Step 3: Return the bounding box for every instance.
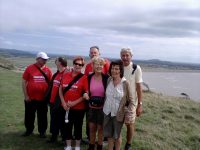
[74,62,84,67]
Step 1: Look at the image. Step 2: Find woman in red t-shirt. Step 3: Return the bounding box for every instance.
[48,57,70,143]
[59,56,89,150]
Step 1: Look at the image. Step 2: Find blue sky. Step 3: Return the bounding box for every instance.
[0,0,200,63]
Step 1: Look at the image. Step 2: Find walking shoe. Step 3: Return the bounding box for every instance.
[88,144,95,150]
[64,146,72,150]
[81,138,89,145]
[97,144,103,150]
[21,131,32,137]
[46,135,57,143]
[39,133,46,138]
[75,147,80,150]
[103,137,108,142]
[103,137,108,146]
[124,143,131,150]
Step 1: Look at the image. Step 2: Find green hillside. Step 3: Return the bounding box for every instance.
[0,68,200,150]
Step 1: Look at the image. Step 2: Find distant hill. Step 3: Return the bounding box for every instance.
[134,59,200,71]
[0,48,200,71]
[0,48,34,57]
[0,48,89,60]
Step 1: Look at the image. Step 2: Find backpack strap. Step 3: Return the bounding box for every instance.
[132,63,137,75]
[48,70,59,91]
[51,70,59,83]
[63,73,84,95]
[34,64,50,84]
[43,70,59,103]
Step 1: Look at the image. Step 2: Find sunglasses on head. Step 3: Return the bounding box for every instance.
[74,62,83,67]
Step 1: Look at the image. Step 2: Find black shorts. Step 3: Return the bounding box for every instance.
[88,108,104,125]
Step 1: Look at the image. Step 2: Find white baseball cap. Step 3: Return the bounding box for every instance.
[36,52,49,59]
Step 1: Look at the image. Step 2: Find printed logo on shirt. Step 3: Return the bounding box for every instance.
[53,80,61,87]
[33,76,45,82]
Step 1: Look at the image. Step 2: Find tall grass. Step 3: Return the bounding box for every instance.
[0,68,200,150]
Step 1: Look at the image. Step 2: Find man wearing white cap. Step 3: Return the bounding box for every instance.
[22,52,52,138]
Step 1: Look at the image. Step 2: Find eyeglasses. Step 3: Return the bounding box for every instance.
[74,62,83,67]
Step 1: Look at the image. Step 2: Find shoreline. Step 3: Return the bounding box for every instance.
[142,66,200,73]
[1,66,199,103]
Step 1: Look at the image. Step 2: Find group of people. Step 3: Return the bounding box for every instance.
[22,46,143,150]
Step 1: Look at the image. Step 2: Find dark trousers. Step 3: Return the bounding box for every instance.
[50,103,65,139]
[63,109,85,140]
[24,100,48,134]
[85,108,90,139]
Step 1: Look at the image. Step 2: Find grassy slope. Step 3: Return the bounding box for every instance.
[0,68,200,150]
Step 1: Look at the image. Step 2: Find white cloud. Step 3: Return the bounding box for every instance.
[0,0,200,63]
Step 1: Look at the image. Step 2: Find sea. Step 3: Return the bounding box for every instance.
[52,67,200,102]
[143,72,200,102]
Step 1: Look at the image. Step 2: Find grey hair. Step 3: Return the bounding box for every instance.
[120,47,133,56]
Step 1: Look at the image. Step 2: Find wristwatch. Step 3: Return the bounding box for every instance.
[138,102,142,105]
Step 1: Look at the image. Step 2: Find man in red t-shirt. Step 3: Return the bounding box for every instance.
[84,46,110,76]
[22,52,52,137]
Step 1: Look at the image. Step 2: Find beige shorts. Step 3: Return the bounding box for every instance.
[125,106,136,124]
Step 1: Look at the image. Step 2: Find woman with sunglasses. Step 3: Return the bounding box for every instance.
[59,56,89,150]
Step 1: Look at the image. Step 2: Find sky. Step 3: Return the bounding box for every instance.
[0,0,200,63]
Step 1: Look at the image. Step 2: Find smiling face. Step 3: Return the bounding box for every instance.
[92,57,105,74]
[36,57,47,67]
[120,51,132,66]
[73,60,84,73]
[111,65,121,79]
[93,61,104,73]
[89,48,100,59]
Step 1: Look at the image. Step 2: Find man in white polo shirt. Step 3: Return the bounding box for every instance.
[120,48,143,150]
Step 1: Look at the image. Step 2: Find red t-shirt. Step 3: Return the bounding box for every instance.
[23,64,52,101]
[61,72,88,110]
[84,59,110,76]
[49,71,65,103]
